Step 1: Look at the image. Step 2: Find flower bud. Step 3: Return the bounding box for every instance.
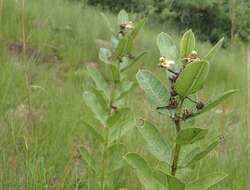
[125,21,134,29]
[158,57,175,69]
[184,50,200,64]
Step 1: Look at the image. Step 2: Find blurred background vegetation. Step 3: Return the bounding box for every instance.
[86,0,250,44]
[0,0,249,189]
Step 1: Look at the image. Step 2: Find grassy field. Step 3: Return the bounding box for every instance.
[0,0,249,189]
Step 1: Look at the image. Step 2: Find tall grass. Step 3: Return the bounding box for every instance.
[0,0,248,189]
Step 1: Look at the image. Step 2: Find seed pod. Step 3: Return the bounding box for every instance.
[196,101,205,110]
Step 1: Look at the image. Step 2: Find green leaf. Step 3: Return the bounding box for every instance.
[157,32,178,61]
[124,153,164,190]
[184,139,220,167]
[126,35,133,54]
[111,36,119,50]
[175,60,209,97]
[153,170,185,190]
[137,120,171,164]
[105,63,120,82]
[83,89,109,126]
[118,9,129,25]
[176,128,208,145]
[136,69,169,108]
[83,121,104,142]
[113,81,135,101]
[115,35,133,57]
[179,146,200,168]
[191,90,237,118]
[104,143,127,172]
[115,37,127,57]
[87,66,110,98]
[99,48,112,64]
[204,37,224,61]
[167,175,185,190]
[131,17,147,39]
[186,173,227,190]
[120,51,147,72]
[80,146,96,171]
[180,29,195,59]
[108,108,135,143]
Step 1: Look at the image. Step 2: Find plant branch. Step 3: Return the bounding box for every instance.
[171,99,184,176]
[186,96,197,104]
[167,69,178,75]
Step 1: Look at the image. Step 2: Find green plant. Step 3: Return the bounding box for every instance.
[81,10,146,189]
[124,29,237,189]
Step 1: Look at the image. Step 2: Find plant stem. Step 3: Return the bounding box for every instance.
[100,140,107,190]
[171,99,184,176]
[167,69,178,75]
[101,85,115,190]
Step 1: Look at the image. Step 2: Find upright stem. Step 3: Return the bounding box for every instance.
[171,99,184,176]
[101,85,115,190]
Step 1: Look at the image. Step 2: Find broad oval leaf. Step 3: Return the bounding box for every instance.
[111,35,119,50]
[167,174,185,190]
[186,173,227,190]
[99,48,112,64]
[83,89,109,126]
[113,81,135,101]
[175,60,209,97]
[120,51,147,72]
[108,108,135,143]
[104,143,127,172]
[137,120,171,164]
[191,89,237,118]
[87,66,110,98]
[180,29,195,59]
[153,170,185,190]
[157,32,178,61]
[184,138,220,167]
[136,69,169,108]
[124,153,165,190]
[204,37,224,61]
[176,128,208,145]
[118,9,129,25]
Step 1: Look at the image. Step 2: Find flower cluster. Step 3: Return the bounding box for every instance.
[184,50,200,64]
[158,56,175,69]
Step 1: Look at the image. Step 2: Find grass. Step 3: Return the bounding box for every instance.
[0,0,249,189]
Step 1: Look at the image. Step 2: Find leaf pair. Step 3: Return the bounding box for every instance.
[180,29,224,62]
[124,153,227,190]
